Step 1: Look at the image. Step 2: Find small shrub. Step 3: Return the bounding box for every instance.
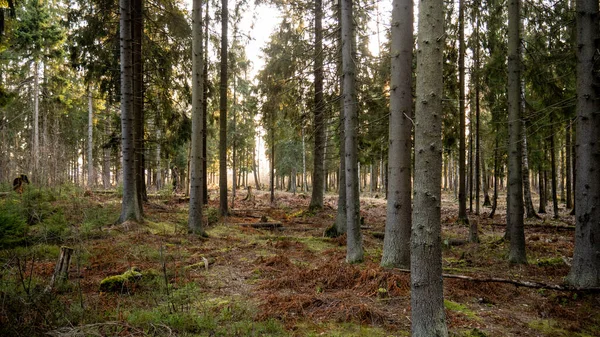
[204,206,220,226]
[0,210,28,248]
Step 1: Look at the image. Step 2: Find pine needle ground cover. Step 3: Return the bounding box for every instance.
[0,188,598,336]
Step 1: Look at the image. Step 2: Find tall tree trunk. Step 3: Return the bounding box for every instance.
[381,0,412,269]
[188,0,205,235]
[87,87,94,188]
[219,0,229,216]
[469,124,474,212]
[202,0,209,204]
[507,0,526,263]
[231,77,237,209]
[33,61,40,178]
[133,0,146,209]
[411,0,448,332]
[475,84,480,215]
[334,1,346,236]
[568,0,600,287]
[550,125,559,219]
[309,0,325,210]
[341,0,363,263]
[118,0,141,223]
[458,0,467,224]
[566,123,572,209]
[522,122,539,218]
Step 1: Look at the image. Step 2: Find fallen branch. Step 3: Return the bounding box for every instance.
[392,269,600,292]
[488,222,575,231]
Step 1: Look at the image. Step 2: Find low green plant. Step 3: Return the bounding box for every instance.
[444,299,480,321]
[0,200,28,248]
[204,206,220,226]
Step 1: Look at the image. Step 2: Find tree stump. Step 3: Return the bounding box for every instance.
[469,219,480,243]
[48,246,74,290]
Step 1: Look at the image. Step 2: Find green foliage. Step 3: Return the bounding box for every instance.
[0,199,28,248]
[205,206,220,226]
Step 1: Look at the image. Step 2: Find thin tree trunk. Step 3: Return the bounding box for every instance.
[253,145,260,190]
[566,122,572,209]
[341,0,363,263]
[219,0,229,216]
[33,61,40,177]
[381,0,412,269]
[310,0,325,210]
[482,147,491,207]
[538,164,547,213]
[522,122,539,218]
[469,124,474,212]
[232,77,237,209]
[489,129,499,218]
[411,0,448,331]
[155,128,162,190]
[103,122,111,189]
[87,87,94,188]
[202,0,209,204]
[334,0,346,236]
[270,115,275,204]
[458,0,468,224]
[550,124,559,218]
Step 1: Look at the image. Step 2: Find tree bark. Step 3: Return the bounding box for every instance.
[489,136,499,218]
[334,2,346,236]
[202,0,209,204]
[411,0,448,333]
[550,125,559,219]
[538,165,547,213]
[381,0,412,269]
[188,0,205,236]
[507,0,526,264]
[567,0,600,287]
[33,61,40,177]
[133,0,146,208]
[87,87,94,188]
[565,123,572,209]
[522,122,539,218]
[458,0,467,224]
[219,0,229,216]
[341,0,363,263]
[309,0,325,210]
[118,0,141,223]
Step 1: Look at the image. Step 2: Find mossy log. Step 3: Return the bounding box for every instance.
[99,268,143,293]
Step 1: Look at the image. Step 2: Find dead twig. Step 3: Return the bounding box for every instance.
[392,269,600,292]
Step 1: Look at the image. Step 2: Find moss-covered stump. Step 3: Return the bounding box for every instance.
[99,267,143,293]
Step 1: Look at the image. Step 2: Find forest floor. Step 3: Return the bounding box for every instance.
[0,186,599,336]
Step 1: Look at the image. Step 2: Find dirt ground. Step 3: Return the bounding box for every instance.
[4,188,600,336]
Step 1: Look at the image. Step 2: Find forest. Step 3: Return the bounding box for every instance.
[0,0,599,335]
